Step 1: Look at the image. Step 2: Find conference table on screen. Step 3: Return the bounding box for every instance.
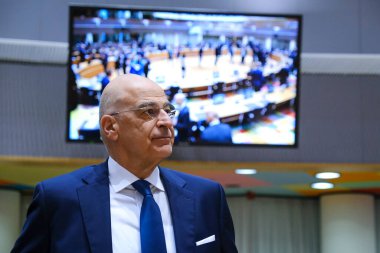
[186,85,296,123]
[74,47,291,91]
[71,83,296,138]
[147,49,296,123]
[72,49,295,131]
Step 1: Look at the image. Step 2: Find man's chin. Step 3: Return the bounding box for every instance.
[153,144,173,158]
[152,137,172,146]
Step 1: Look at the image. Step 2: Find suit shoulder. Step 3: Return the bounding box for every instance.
[40,163,103,189]
[161,167,220,189]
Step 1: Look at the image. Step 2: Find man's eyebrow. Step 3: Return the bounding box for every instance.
[136,101,157,108]
[136,101,170,108]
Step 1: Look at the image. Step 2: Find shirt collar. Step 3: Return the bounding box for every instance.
[108,156,165,193]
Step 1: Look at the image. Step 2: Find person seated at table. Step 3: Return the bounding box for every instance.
[247,63,265,92]
[276,66,290,86]
[101,70,112,94]
[200,110,233,144]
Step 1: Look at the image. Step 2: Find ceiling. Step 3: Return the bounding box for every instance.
[1,156,380,197]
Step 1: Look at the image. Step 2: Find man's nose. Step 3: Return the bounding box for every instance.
[156,109,174,127]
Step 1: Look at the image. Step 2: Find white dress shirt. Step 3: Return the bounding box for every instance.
[108,157,177,253]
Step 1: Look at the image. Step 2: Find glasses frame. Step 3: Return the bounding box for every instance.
[108,102,177,121]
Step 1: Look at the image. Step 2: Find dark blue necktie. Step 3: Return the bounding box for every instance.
[132,180,167,253]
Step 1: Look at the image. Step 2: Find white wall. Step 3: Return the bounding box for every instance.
[1,0,380,53]
[0,190,21,253]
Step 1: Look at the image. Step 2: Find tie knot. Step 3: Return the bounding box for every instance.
[132,180,153,197]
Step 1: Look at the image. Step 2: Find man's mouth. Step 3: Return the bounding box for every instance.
[153,136,171,139]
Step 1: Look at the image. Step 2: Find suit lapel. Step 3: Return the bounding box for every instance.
[160,168,196,253]
[77,162,113,253]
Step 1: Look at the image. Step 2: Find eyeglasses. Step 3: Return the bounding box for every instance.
[109,102,177,121]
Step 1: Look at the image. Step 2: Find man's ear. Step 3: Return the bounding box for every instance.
[100,115,119,141]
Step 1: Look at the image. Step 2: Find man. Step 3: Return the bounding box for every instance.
[12,74,238,253]
[201,110,233,144]
[101,70,112,94]
[247,63,265,92]
[172,92,191,143]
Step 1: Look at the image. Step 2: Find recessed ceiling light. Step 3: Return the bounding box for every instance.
[235,169,257,175]
[311,182,334,190]
[315,172,341,179]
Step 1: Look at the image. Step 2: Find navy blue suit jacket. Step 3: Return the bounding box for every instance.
[175,106,191,142]
[12,161,237,253]
[201,123,233,144]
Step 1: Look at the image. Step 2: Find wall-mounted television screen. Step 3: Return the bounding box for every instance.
[67,6,301,146]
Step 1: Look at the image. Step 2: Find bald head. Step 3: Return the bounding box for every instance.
[99,74,165,119]
[173,92,186,105]
[205,110,219,123]
[98,74,175,174]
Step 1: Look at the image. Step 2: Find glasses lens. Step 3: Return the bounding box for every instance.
[143,103,176,119]
[164,104,175,117]
[142,107,157,119]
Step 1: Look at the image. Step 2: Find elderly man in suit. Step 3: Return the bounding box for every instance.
[11,74,238,253]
